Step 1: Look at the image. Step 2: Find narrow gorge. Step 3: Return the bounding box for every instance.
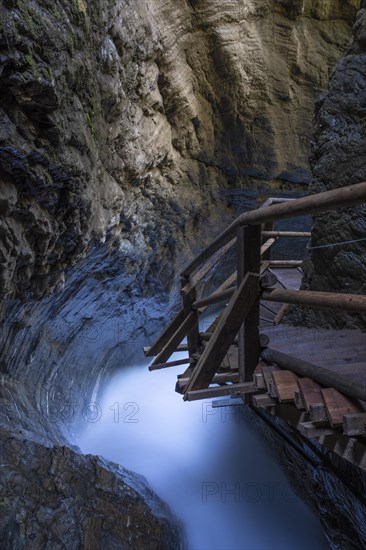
[0,1,365,548]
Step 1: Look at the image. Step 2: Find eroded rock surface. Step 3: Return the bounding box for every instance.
[0,0,363,548]
[0,428,184,550]
[289,2,366,328]
[0,0,358,301]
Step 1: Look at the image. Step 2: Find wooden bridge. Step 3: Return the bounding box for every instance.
[145,182,366,469]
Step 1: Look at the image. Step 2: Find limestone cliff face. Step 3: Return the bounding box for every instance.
[291,2,366,328]
[0,0,362,548]
[0,0,358,301]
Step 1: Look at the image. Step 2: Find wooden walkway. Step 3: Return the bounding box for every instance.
[145,182,366,471]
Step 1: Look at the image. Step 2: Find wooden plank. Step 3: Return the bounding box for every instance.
[343,413,366,436]
[262,231,311,238]
[269,261,303,268]
[237,225,261,383]
[321,388,362,428]
[183,272,259,397]
[181,182,366,277]
[186,382,257,401]
[177,372,239,393]
[298,421,335,438]
[145,308,186,356]
[262,288,366,314]
[149,357,191,372]
[151,312,196,366]
[261,348,366,403]
[272,370,298,402]
[212,398,243,408]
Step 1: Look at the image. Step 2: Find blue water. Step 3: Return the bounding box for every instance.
[79,351,329,549]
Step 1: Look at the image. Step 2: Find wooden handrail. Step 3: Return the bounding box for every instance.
[262,288,366,313]
[181,181,366,277]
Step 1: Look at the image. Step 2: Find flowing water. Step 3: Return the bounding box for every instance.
[79,195,328,548]
[79,342,329,549]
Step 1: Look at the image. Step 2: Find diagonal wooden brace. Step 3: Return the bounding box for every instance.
[183,272,259,398]
[151,312,196,366]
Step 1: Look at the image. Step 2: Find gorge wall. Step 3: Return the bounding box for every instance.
[0,0,359,301]
[291,1,366,329]
[0,0,362,548]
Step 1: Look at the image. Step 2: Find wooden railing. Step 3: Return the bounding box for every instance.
[145,181,366,402]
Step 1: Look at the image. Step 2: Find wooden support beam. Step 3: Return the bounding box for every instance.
[261,348,366,402]
[309,403,328,424]
[261,365,280,398]
[176,372,239,394]
[268,261,303,268]
[343,413,366,436]
[192,286,235,310]
[253,372,266,389]
[262,288,366,314]
[252,393,276,408]
[212,398,243,408]
[181,277,201,365]
[149,357,191,372]
[144,309,186,356]
[183,272,259,397]
[145,343,189,355]
[185,382,257,401]
[237,225,261,384]
[294,391,305,409]
[262,231,311,238]
[151,312,196,366]
[298,422,335,438]
[297,378,327,422]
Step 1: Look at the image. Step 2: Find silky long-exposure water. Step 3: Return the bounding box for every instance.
[79,341,329,548]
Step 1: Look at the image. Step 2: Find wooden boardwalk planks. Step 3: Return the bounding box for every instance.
[298,378,327,422]
[321,388,362,428]
[272,370,298,402]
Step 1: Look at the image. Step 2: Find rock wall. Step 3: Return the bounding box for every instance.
[0,0,362,547]
[290,1,366,328]
[0,0,358,301]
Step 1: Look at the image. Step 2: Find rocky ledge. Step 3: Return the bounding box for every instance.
[0,428,184,549]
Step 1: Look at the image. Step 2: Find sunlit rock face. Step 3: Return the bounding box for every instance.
[289,2,366,329]
[0,0,359,301]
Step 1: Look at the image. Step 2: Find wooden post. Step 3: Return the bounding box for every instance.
[237,225,261,383]
[183,272,259,396]
[181,277,201,365]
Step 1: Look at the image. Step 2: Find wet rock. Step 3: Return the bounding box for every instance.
[0,428,184,550]
[288,4,366,329]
